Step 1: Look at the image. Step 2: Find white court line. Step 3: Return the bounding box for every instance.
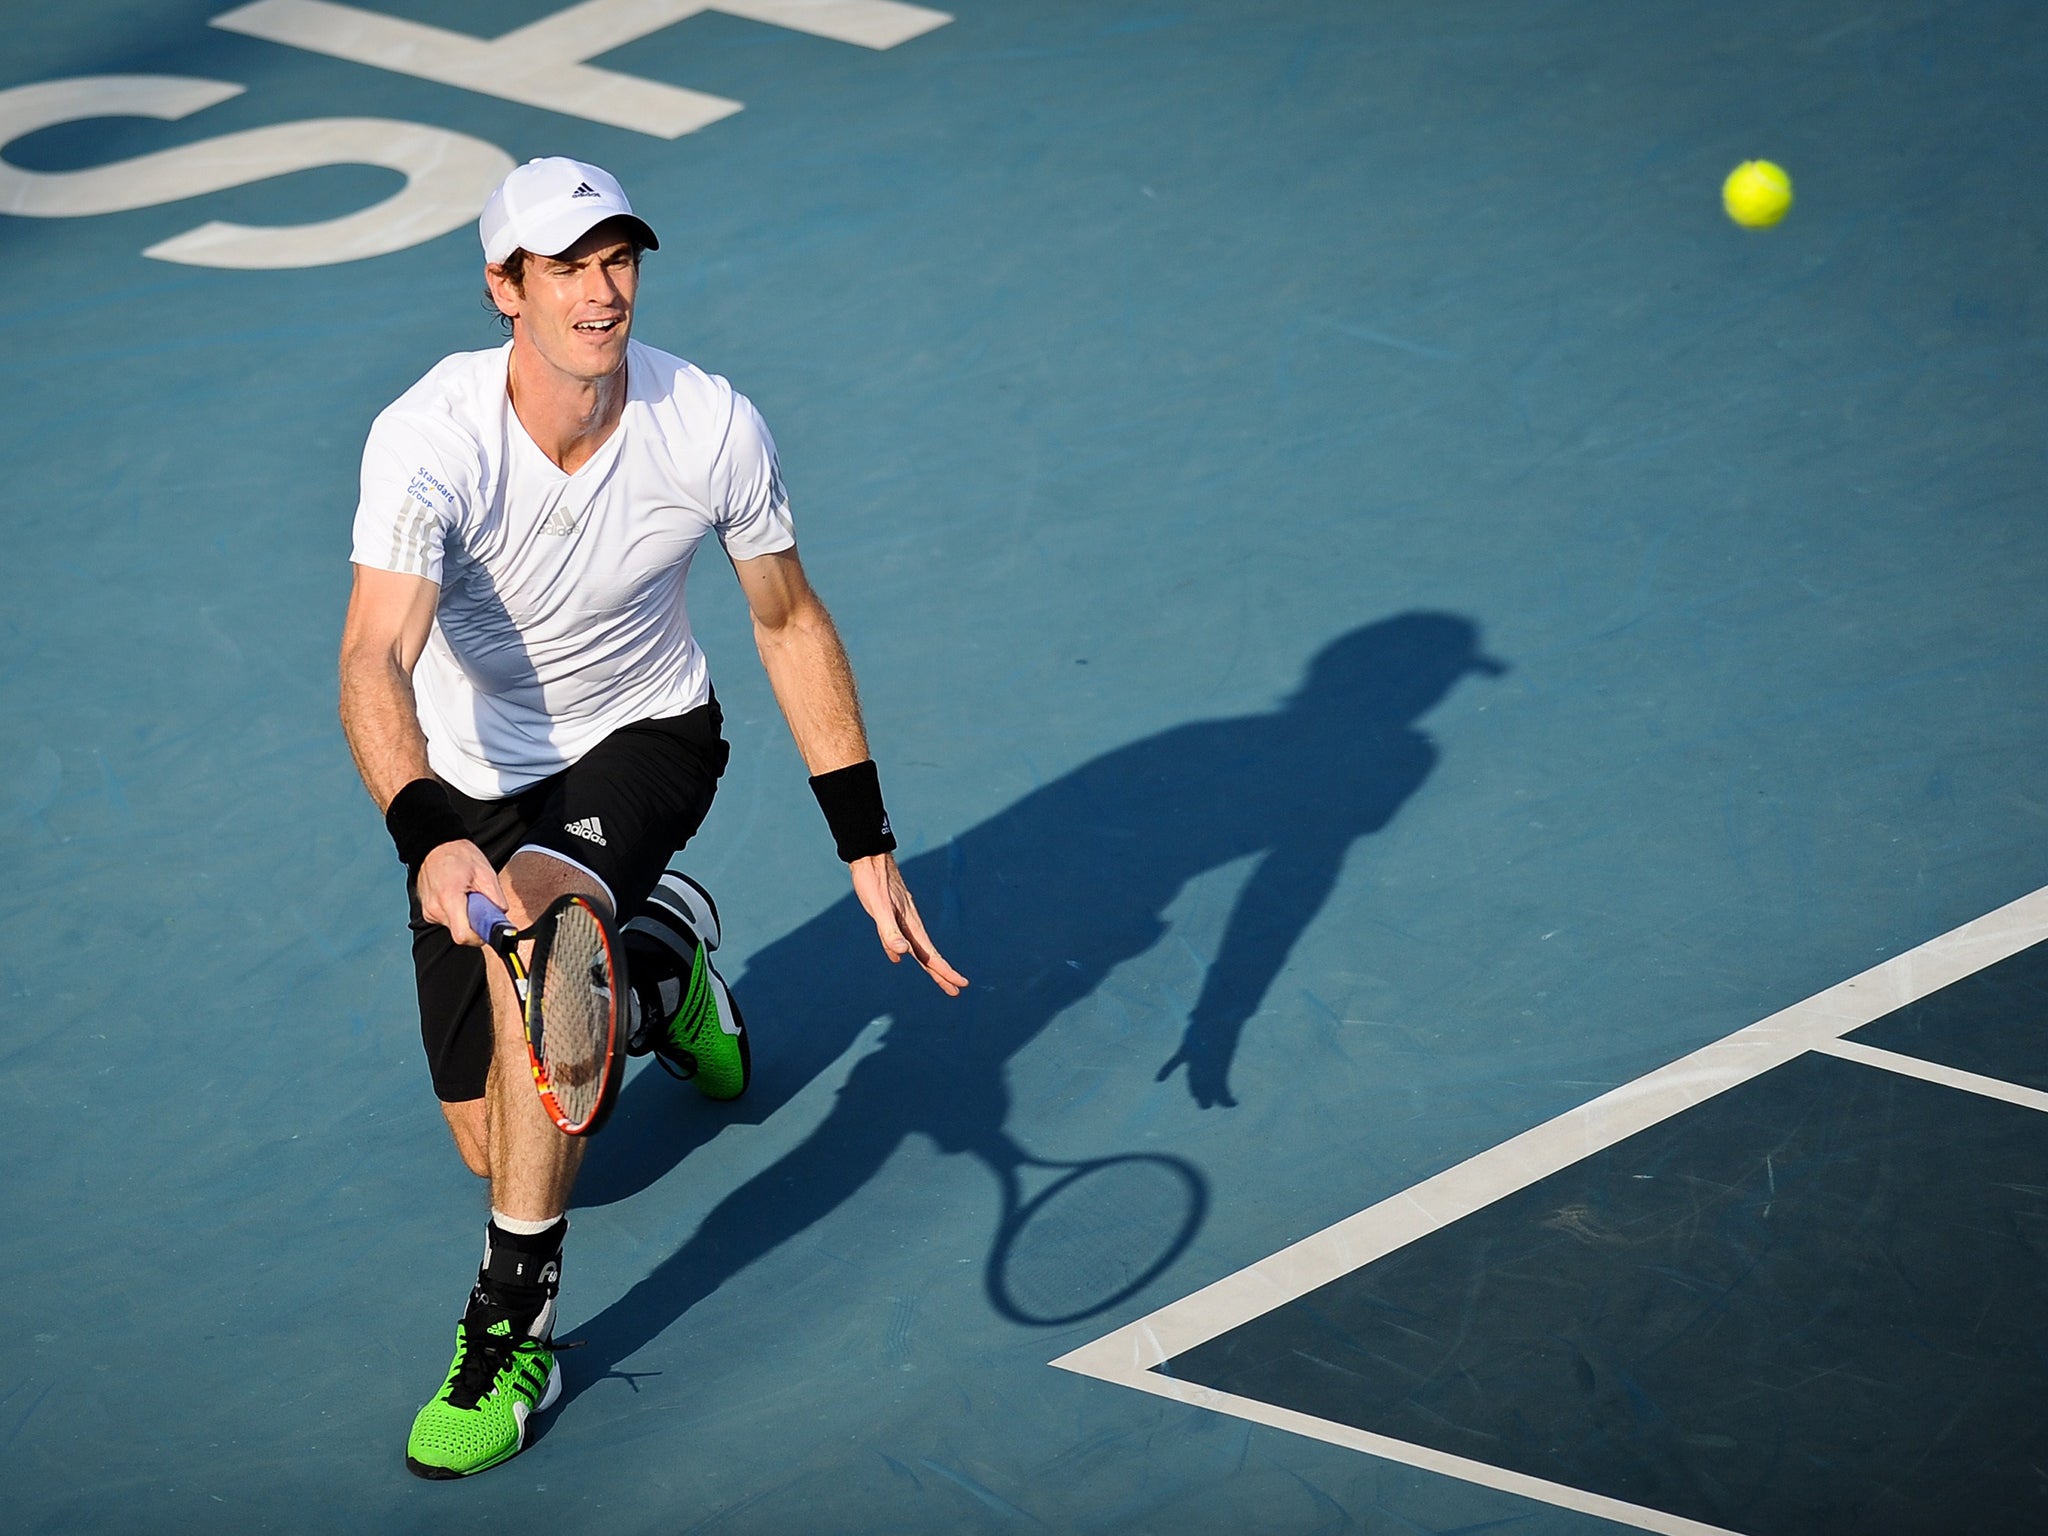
[1144,1380,1745,1536]
[1813,1035,2048,1115]
[1053,882,2048,1533]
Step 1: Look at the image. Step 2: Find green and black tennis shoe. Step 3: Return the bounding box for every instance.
[625,869,750,1101]
[405,1311,559,1479]
[407,1232,563,1481]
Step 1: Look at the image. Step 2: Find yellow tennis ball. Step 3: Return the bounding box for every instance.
[1723,160,1793,228]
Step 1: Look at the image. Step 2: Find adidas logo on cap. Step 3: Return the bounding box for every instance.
[480,157,660,265]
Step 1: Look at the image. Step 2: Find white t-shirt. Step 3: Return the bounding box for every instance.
[351,339,796,799]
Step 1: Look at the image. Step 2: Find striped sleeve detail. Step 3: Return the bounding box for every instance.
[386,495,441,577]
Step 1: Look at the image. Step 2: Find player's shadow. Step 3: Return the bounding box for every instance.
[565,611,1504,1396]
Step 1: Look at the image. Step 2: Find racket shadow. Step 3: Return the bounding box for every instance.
[559,612,1505,1400]
[980,1133,1209,1328]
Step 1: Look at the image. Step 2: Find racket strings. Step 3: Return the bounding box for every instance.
[534,903,618,1125]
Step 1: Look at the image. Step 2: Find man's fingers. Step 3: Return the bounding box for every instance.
[868,901,963,990]
[910,941,968,994]
[421,841,500,946]
[444,895,485,948]
[468,865,510,947]
[853,882,910,963]
[873,914,909,960]
[891,927,963,995]
[847,853,966,995]
[899,922,968,994]
[891,892,968,993]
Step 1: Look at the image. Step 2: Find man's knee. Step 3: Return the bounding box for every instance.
[442,1097,491,1178]
[500,846,613,927]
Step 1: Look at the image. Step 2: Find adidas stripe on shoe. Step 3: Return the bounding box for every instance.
[405,1318,560,1479]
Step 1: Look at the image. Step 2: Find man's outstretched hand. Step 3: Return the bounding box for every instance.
[850,853,967,996]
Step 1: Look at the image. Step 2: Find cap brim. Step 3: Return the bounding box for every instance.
[502,210,660,262]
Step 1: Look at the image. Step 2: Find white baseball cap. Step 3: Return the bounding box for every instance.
[479,157,660,265]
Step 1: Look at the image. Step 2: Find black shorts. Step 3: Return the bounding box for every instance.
[409,700,728,1103]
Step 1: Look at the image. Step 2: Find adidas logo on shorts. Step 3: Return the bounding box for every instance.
[566,816,607,847]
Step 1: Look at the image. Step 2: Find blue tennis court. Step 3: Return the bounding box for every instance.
[7,2,2048,1531]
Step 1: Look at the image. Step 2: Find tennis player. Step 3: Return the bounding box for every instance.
[337,156,967,1478]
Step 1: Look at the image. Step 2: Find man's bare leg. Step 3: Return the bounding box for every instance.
[482,847,610,1220]
[442,1098,490,1178]
[405,849,613,1478]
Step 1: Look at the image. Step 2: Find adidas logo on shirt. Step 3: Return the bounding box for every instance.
[566,816,607,846]
[540,503,583,536]
[571,182,600,199]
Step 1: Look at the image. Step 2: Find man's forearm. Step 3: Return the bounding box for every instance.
[752,596,872,775]
[339,647,438,811]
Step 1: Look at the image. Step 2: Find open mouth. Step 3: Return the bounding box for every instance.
[573,318,621,335]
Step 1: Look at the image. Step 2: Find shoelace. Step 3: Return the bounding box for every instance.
[449,1311,592,1408]
[447,1309,538,1409]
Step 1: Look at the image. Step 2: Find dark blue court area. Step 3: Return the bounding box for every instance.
[7,2,2048,1532]
[1166,1032,2048,1535]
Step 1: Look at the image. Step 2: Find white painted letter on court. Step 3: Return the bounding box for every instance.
[0,75,513,268]
[211,0,953,139]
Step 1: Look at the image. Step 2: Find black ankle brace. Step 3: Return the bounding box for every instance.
[473,1219,564,1323]
[487,1216,567,1263]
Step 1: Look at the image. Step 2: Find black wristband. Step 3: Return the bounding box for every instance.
[385,777,470,871]
[809,759,897,862]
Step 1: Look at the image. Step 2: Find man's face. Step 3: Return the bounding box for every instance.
[489,219,641,384]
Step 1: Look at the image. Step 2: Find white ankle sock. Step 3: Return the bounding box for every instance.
[490,1209,566,1237]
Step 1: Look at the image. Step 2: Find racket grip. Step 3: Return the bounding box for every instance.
[467,891,511,945]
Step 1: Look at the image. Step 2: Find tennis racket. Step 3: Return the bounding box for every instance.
[468,891,627,1137]
[984,1139,1207,1327]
